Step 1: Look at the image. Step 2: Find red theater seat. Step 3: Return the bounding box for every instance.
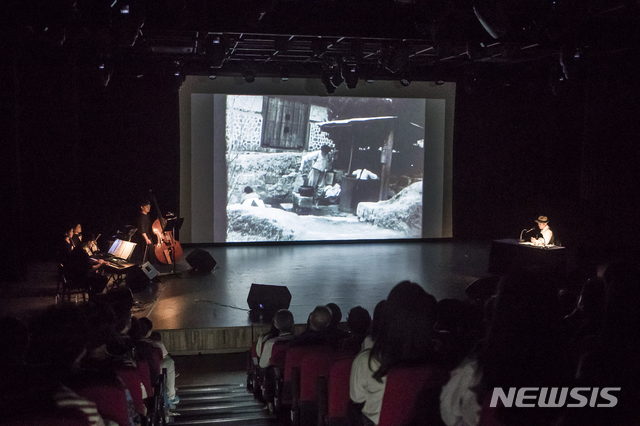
[137,358,153,397]
[324,355,356,426]
[75,384,130,426]
[298,347,342,426]
[3,411,93,426]
[116,366,146,415]
[377,364,449,426]
[283,346,312,407]
[270,339,290,370]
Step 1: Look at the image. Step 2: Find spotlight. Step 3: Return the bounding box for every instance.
[330,64,344,88]
[321,70,336,94]
[343,63,359,89]
[280,65,290,82]
[173,61,182,77]
[206,34,227,68]
[243,68,256,83]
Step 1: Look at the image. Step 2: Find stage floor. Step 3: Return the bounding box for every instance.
[0,240,493,354]
[143,240,491,331]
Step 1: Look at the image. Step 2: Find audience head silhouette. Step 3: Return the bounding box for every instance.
[309,305,332,332]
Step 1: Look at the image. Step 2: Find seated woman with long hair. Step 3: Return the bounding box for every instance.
[349,281,440,425]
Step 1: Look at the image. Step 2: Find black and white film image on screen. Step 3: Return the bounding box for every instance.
[221,95,434,243]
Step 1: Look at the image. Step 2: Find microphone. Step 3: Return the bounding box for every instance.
[519,228,535,241]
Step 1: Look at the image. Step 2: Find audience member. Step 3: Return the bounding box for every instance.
[434,299,482,368]
[440,269,572,426]
[565,261,640,426]
[326,302,350,346]
[129,316,161,388]
[361,300,386,351]
[12,305,107,426]
[289,305,333,348]
[340,306,371,354]
[350,281,439,425]
[139,317,180,408]
[258,309,295,368]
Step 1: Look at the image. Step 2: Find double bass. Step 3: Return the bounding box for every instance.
[150,192,183,264]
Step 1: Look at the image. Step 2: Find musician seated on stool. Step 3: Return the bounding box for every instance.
[66,235,109,296]
[72,223,83,247]
[531,215,554,246]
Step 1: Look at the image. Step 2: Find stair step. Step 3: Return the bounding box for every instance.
[168,382,277,426]
[179,384,247,393]
[178,394,256,404]
[174,402,265,414]
[177,392,254,404]
[169,413,275,425]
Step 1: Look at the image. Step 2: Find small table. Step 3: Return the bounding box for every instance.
[488,239,567,274]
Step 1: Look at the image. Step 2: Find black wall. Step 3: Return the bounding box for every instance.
[4,49,640,281]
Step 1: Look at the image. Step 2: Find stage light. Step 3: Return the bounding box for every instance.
[331,63,344,88]
[173,61,182,77]
[343,63,359,89]
[321,70,336,94]
[206,34,227,68]
[280,65,290,81]
[243,68,256,83]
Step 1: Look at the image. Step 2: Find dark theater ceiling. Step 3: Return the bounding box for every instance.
[8,0,640,87]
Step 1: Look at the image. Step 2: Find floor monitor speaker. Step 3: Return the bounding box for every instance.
[247,284,292,315]
[186,249,217,273]
[140,261,159,280]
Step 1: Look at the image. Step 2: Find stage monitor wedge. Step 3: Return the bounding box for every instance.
[186,249,217,273]
[247,284,292,313]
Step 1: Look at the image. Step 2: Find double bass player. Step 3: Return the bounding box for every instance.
[133,199,157,266]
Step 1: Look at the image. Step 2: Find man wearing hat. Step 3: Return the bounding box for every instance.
[531,215,553,246]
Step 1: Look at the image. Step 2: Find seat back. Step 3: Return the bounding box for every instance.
[269,339,290,370]
[75,383,130,426]
[377,364,449,426]
[299,347,339,403]
[116,366,145,415]
[283,346,318,406]
[137,358,153,397]
[3,410,92,426]
[326,355,356,422]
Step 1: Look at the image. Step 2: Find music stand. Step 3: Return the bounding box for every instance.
[163,215,184,276]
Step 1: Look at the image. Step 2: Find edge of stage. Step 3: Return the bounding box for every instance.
[138,240,492,355]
